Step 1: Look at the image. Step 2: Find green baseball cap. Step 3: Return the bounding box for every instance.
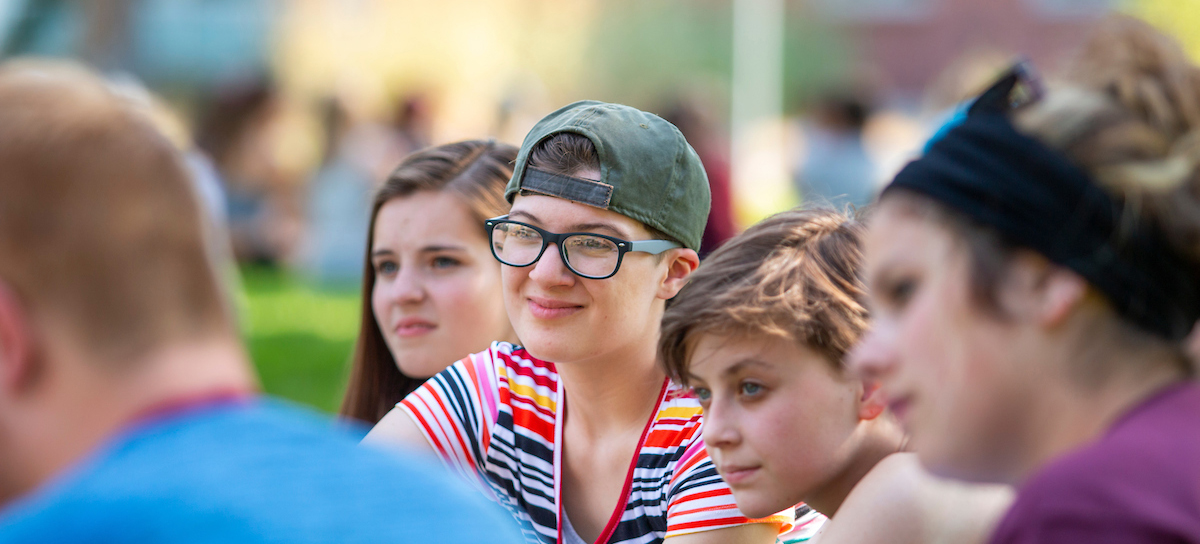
[505,100,711,251]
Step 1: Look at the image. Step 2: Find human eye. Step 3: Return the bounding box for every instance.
[374,260,398,276]
[738,381,764,399]
[431,255,462,270]
[509,225,539,240]
[691,386,712,406]
[569,235,616,255]
[888,277,918,308]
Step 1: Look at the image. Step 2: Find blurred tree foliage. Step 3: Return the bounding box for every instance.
[581,0,853,114]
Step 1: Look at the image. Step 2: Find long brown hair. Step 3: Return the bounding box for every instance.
[340,139,517,424]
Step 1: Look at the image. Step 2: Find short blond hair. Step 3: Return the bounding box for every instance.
[0,60,228,364]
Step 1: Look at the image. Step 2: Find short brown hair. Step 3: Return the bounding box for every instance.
[340,139,517,424]
[660,207,869,384]
[0,60,228,365]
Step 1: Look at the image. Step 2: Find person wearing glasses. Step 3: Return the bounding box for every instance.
[365,101,819,544]
[849,16,1200,544]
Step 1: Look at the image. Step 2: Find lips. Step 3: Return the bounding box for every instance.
[718,464,761,486]
[526,296,584,319]
[393,317,436,338]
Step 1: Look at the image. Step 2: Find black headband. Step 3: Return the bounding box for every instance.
[885,67,1200,341]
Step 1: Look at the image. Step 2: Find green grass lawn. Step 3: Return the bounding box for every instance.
[239,266,361,413]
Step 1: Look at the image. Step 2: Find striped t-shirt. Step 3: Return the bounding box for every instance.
[400,342,823,544]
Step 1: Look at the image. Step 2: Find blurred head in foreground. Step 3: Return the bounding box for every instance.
[850,13,1200,487]
[0,60,525,544]
[341,140,517,424]
[0,59,250,503]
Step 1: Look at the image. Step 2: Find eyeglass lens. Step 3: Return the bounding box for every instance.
[491,222,620,278]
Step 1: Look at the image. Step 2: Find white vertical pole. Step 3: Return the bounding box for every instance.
[731,0,788,225]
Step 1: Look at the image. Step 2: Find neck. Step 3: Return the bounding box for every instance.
[1007,343,1186,484]
[805,418,906,516]
[555,335,665,437]
[4,335,256,504]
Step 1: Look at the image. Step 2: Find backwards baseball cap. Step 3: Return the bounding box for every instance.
[505,100,711,251]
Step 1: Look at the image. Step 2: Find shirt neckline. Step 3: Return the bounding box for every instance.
[555,375,671,544]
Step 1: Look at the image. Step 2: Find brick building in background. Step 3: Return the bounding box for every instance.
[812,0,1114,105]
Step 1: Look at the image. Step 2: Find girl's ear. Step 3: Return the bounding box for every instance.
[858,379,887,421]
[657,248,700,301]
[997,251,1087,328]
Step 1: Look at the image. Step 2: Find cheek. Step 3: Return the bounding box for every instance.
[751,404,809,459]
[895,284,975,443]
[500,266,525,307]
[737,393,849,510]
[767,388,856,472]
[902,286,1019,475]
[896,289,955,388]
[601,268,659,323]
[370,280,391,329]
[429,268,506,331]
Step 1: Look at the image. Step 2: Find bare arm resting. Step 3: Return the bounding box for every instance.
[361,407,436,457]
[812,453,1013,544]
[666,522,781,544]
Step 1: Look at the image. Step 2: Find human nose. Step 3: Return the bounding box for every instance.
[526,241,575,287]
[847,321,899,383]
[700,398,741,450]
[388,265,427,305]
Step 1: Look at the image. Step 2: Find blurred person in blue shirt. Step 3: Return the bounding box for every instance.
[0,59,524,544]
[793,93,877,210]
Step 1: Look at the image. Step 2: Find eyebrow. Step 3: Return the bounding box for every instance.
[508,210,627,238]
[722,358,772,377]
[420,244,468,253]
[508,210,540,223]
[370,245,468,259]
[570,222,625,237]
[686,357,773,384]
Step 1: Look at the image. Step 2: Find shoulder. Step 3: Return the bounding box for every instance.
[817,453,1012,544]
[1019,384,1200,514]
[0,401,526,544]
[992,386,1200,544]
[412,342,553,402]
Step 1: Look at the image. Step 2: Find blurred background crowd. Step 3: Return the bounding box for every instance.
[2,0,1191,412]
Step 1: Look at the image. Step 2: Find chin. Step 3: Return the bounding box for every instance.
[396,353,450,379]
[528,346,588,366]
[518,336,575,363]
[515,326,584,362]
[733,494,786,520]
[914,441,994,483]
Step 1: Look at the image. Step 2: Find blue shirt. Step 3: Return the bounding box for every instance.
[0,398,526,543]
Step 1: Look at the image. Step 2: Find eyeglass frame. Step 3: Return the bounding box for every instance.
[484,215,682,280]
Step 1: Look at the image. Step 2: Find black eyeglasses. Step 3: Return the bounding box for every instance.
[484,215,681,280]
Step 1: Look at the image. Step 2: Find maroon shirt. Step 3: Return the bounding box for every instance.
[990,382,1200,544]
